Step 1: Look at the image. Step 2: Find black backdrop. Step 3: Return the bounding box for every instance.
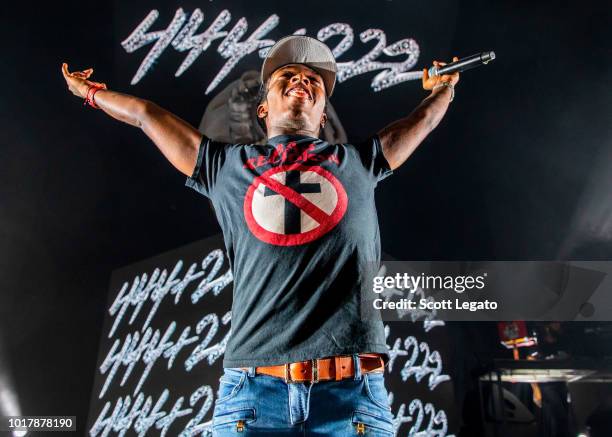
[1,0,611,435]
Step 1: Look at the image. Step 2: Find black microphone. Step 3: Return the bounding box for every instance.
[427,51,496,77]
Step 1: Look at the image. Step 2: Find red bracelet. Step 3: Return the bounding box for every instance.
[84,84,105,109]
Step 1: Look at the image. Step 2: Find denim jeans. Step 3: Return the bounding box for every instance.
[211,355,394,436]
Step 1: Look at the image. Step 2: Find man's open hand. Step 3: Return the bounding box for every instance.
[61,63,107,99]
[422,57,460,90]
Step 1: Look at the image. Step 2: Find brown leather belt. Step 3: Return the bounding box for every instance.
[242,354,385,383]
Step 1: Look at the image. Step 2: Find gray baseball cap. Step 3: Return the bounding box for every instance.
[261,36,337,97]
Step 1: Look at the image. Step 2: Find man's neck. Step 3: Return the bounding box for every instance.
[266,126,319,139]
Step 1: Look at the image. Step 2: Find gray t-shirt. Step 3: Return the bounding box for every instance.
[186,133,393,367]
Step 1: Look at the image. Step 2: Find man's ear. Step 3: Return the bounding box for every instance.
[257,102,268,119]
[320,112,328,126]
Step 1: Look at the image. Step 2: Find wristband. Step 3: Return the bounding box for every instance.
[84,84,105,109]
[433,81,454,102]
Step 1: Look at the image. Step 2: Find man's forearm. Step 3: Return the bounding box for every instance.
[418,85,453,131]
[90,89,149,127]
[378,86,453,170]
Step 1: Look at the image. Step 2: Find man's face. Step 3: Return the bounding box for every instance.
[257,64,327,136]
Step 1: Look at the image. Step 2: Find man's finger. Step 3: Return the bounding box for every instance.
[62,63,69,77]
[452,56,459,62]
[422,68,429,85]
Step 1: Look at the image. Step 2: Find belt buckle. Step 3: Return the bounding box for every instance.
[284,363,292,384]
[310,359,319,384]
[284,360,319,383]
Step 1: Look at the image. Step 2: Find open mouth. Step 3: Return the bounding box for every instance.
[285,86,312,101]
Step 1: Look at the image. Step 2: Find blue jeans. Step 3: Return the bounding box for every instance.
[212,356,394,436]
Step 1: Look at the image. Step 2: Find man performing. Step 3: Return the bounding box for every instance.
[63,36,459,436]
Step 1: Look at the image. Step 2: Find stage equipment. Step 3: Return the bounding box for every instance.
[427,51,496,77]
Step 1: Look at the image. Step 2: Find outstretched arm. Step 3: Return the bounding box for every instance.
[378,57,460,170]
[61,63,201,176]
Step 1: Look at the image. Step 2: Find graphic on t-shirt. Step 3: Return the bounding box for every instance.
[244,164,348,246]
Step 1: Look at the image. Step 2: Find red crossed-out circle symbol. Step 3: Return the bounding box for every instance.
[243,164,348,246]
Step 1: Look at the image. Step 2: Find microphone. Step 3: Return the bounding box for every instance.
[427,51,496,77]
